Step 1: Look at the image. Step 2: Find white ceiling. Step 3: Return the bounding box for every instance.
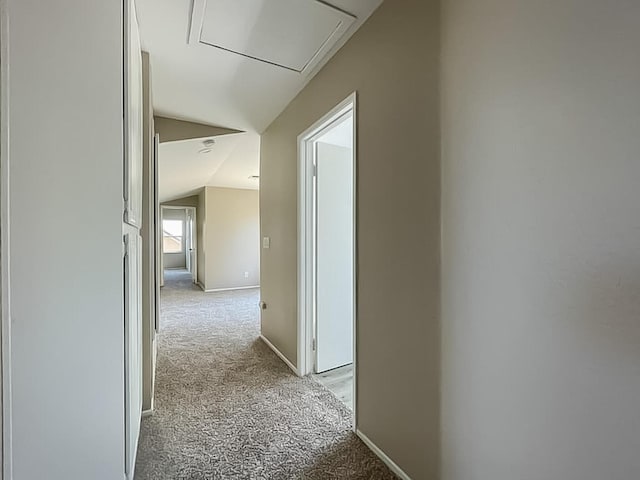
[194,0,355,73]
[159,132,260,202]
[135,0,383,133]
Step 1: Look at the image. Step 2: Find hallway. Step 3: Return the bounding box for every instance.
[135,270,394,479]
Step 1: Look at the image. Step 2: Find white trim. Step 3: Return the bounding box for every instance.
[188,207,197,284]
[160,205,194,210]
[356,430,412,480]
[127,449,138,480]
[161,205,198,286]
[187,0,207,45]
[197,283,259,293]
[259,335,299,376]
[297,92,357,431]
[0,0,12,476]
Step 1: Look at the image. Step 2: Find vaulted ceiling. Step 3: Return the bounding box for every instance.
[159,132,260,202]
[135,0,382,133]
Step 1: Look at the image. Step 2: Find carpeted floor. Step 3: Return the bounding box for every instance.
[135,270,395,480]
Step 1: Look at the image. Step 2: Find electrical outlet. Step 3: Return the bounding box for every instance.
[244,271,249,278]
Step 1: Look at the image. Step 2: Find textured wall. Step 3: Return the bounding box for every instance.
[260,0,441,477]
[202,187,260,291]
[7,0,125,477]
[441,1,640,479]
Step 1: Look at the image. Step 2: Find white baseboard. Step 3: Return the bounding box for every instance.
[356,430,412,480]
[259,334,299,376]
[197,282,260,293]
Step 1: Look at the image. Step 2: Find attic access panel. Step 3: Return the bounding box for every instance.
[189,0,356,73]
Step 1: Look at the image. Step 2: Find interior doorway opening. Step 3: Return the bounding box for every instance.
[160,206,197,286]
[298,93,357,423]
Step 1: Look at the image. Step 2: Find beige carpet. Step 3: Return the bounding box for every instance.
[134,270,395,479]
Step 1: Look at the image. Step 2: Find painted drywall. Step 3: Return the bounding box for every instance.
[162,208,187,269]
[201,187,260,291]
[141,51,157,412]
[259,1,440,478]
[7,0,125,477]
[154,116,240,143]
[441,1,640,479]
[163,195,199,208]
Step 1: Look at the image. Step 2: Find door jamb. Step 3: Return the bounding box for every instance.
[160,205,197,282]
[1,0,12,476]
[187,207,197,283]
[297,92,357,431]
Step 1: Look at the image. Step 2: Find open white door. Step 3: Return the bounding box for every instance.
[298,93,357,425]
[314,126,354,373]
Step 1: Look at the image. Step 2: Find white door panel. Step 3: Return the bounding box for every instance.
[124,230,142,477]
[315,141,354,373]
[124,0,143,228]
[123,0,143,477]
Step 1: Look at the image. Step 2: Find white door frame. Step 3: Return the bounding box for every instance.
[186,207,197,283]
[160,205,197,281]
[153,134,160,331]
[0,0,11,476]
[297,92,357,430]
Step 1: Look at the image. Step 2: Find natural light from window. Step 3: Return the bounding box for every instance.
[163,219,183,253]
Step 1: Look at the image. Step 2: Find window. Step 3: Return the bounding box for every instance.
[163,219,183,253]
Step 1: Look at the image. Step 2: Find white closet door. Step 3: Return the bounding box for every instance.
[123,0,143,477]
[315,141,354,373]
[124,0,143,227]
[124,230,142,477]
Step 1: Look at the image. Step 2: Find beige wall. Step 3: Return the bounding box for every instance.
[259,1,440,478]
[201,187,260,291]
[441,1,640,479]
[154,116,239,143]
[163,195,199,208]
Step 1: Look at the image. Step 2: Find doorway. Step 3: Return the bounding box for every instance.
[298,94,356,423]
[161,206,197,285]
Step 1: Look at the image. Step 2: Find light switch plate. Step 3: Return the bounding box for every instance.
[263,236,270,249]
